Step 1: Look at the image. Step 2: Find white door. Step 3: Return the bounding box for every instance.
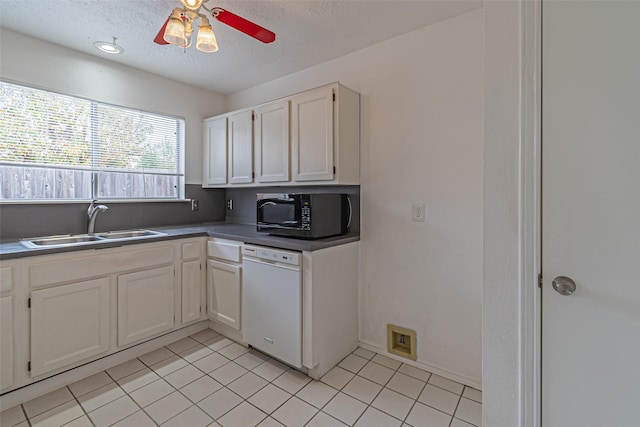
[118,266,175,346]
[291,86,334,182]
[228,110,254,184]
[207,260,241,330]
[30,278,110,377]
[203,117,227,186]
[254,100,290,183]
[542,2,640,426]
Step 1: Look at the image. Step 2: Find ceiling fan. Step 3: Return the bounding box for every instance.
[154,0,276,53]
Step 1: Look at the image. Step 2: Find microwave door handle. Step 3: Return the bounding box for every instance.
[258,201,278,209]
[346,196,352,229]
[259,223,302,230]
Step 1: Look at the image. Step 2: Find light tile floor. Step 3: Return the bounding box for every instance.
[0,329,482,427]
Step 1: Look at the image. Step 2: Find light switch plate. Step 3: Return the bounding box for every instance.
[412,203,426,222]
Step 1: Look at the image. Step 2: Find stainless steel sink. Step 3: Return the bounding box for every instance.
[21,234,105,248]
[21,229,167,249]
[97,229,167,239]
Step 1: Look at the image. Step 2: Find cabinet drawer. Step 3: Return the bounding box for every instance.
[30,245,174,288]
[182,241,202,261]
[207,239,242,262]
[0,266,13,293]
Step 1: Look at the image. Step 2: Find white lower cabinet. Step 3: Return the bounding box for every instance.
[30,278,110,377]
[117,266,175,346]
[207,259,241,330]
[180,240,205,325]
[181,259,202,324]
[1,296,14,390]
[3,238,208,395]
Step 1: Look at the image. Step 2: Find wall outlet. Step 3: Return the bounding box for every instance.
[412,203,426,222]
[226,199,233,210]
[191,199,199,211]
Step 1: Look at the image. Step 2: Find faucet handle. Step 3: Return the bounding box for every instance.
[88,199,98,215]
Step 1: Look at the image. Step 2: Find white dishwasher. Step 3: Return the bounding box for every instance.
[241,245,302,368]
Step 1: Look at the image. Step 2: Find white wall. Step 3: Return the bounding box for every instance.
[228,9,484,386]
[0,29,226,184]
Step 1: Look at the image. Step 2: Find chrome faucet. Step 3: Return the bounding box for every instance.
[87,200,109,235]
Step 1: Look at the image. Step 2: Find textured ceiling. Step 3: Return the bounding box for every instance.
[0,0,483,95]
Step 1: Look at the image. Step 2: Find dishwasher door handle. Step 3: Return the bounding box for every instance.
[242,256,301,271]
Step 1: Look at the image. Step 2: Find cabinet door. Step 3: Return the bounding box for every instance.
[207,260,241,330]
[181,260,202,324]
[203,117,228,186]
[255,100,290,183]
[30,278,110,377]
[0,296,13,390]
[118,266,174,346]
[291,86,335,181]
[228,110,254,184]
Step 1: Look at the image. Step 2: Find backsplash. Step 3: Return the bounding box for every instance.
[0,185,226,241]
[225,185,360,234]
[0,185,360,241]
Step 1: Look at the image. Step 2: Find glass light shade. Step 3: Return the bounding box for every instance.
[181,0,203,10]
[196,23,218,52]
[163,9,188,47]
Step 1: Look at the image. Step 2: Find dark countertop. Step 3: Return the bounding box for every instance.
[0,223,360,260]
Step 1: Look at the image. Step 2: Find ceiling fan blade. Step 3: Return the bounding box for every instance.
[214,8,276,44]
[154,17,170,45]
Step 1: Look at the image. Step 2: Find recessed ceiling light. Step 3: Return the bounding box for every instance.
[93,37,124,54]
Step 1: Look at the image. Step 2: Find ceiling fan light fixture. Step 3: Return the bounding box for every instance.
[196,18,218,52]
[164,8,188,47]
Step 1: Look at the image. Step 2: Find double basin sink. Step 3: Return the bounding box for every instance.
[21,229,168,249]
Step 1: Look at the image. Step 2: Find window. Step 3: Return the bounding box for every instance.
[0,81,185,200]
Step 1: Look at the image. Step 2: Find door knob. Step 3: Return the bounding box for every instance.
[552,276,577,296]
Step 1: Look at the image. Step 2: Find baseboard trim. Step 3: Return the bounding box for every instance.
[207,320,245,346]
[0,321,209,411]
[357,339,482,391]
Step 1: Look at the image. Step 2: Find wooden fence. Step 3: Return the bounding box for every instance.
[0,166,178,199]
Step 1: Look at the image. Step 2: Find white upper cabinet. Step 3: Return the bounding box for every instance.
[291,86,334,181]
[254,100,290,183]
[203,117,227,186]
[228,110,254,184]
[202,82,360,187]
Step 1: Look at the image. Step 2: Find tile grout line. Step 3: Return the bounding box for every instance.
[66,384,97,427]
[103,363,157,427]
[399,368,430,427]
[447,388,464,427]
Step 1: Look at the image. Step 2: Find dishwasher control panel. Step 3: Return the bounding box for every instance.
[242,245,300,266]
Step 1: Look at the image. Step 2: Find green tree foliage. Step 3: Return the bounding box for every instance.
[0,82,178,172]
[0,84,90,166]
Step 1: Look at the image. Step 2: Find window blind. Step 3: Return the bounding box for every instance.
[0,81,185,200]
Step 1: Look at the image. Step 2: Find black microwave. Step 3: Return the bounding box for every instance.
[257,193,351,239]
